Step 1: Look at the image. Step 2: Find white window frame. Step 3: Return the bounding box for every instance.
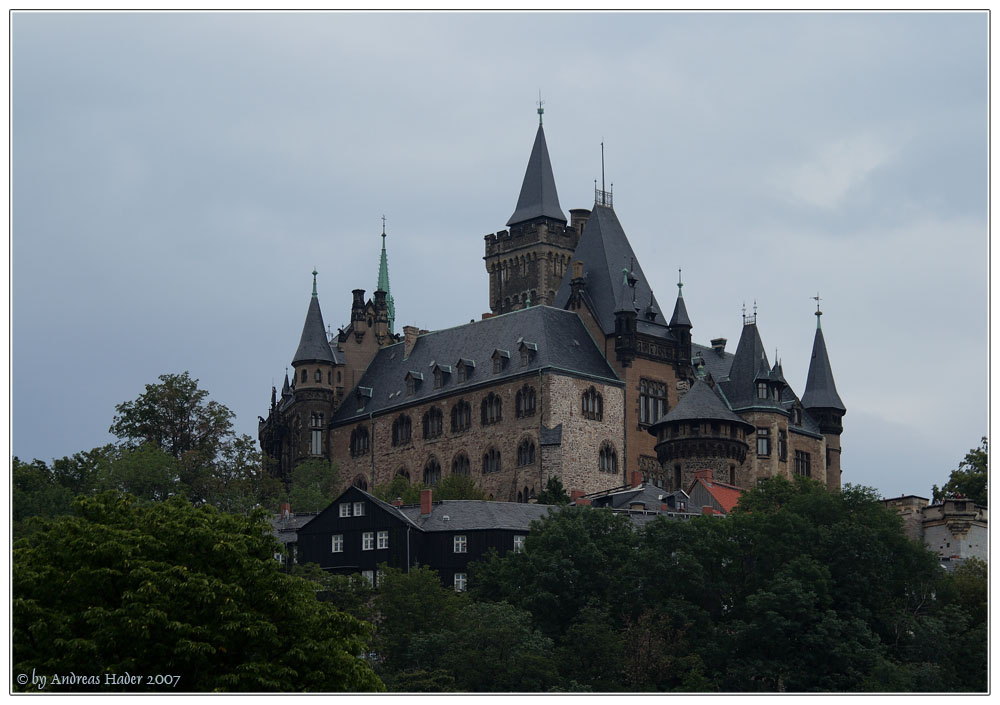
[453,535,467,553]
[513,535,525,553]
[332,534,344,553]
[353,501,365,516]
[362,532,374,551]
[377,530,389,549]
[339,503,351,518]
[454,572,467,592]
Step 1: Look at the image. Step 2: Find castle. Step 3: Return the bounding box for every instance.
[259,110,846,502]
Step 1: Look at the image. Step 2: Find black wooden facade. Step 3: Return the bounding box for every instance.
[296,486,553,590]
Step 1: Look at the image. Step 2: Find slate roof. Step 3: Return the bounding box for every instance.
[270,512,320,545]
[540,423,563,446]
[801,326,846,412]
[292,294,336,365]
[692,342,734,382]
[587,483,690,512]
[553,204,672,337]
[400,500,555,532]
[669,292,692,328]
[331,306,621,425]
[652,379,753,429]
[717,322,782,412]
[507,124,566,226]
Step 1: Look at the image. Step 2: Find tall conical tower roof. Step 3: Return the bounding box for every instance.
[553,204,667,335]
[801,312,845,412]
[506,121,566,227]
[654,378,751,429]
[669,270,692,329]
[718,314,781,411]
[292,270,335,365]
[376,219,396,335]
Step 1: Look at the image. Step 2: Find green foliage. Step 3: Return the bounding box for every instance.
[932,437,987,506]
[408,601,559,692]
[109,372,235,462]
[372,475,426,505]
[534,475,570,505]
[12,457,75,538]
[13,492,383,692]
[285,458,341,513]
[949,557,987,624]
[433,473,486,500]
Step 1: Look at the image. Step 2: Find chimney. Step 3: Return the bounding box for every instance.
[391,498,403,508]
[569,208,591,234]
[693,468,713,483]
[702,505,714,516]
[576,498,592,507]
[403,325,420,359]
[280,502,291,521]
[631,471,643,488]
[711,337,727,355]
[420,488,433,516]
[570,489,586,503]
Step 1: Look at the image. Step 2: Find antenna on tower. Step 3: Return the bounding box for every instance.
[537,91,545,125]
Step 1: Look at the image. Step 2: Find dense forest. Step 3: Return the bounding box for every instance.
[12,373,987,692]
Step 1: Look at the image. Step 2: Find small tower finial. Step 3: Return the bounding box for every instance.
[742,301,747,325]
[813,293,823,329]
[381,214,386,238]
[312,269,318,297]
[677,268,684,297]
[537,91,544,125]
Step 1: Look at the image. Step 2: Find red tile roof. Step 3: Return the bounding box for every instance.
[695,479,743,514]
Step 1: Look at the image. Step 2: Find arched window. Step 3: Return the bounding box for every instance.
[352,474,368,491]
[481,392,502,426]
[517,438,536,466]
[451,400,471,432]
[515,385,536,418]
[315,369,322,383]
[422,407,443,440]
[599,442,618,474]
[423,458,442,486]
[310,413,324,455]
[301,369,308,383]
[452,453,470,476]
[396,468,410,482]
[350,426,369,457]
[482,448,501,474]
[392,414,412,446]
[582,387,603,421]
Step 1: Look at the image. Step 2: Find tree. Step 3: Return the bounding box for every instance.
[534,475,570,505]
[932,437,987,506]
[433,473,486,500]
[13,492,383,692]
[285,458,340,513]
[372,476,426,506]
[109,372,235,463]
[12,457,74,539]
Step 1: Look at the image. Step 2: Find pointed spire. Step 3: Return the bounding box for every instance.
[669,268,692,329]
[507,116,566,227]
[802,314,845,412]
[281,372,291,397]
[376,216,396,335]
[293,272,336,365]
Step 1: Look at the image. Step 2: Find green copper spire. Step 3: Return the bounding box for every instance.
[376,216,396,335]
[312,269,318,297]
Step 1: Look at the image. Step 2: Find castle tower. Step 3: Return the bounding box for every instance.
[289,271,338,465]
[801,301,846,492]
[649,377,754,491]
[376,218,396,335]
[669,269,693,374]
[485,105,580,314]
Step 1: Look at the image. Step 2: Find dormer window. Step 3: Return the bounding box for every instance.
[518,341,537,367]
[405,371,424,396]
[757,382,769,400]
[492,349,510,374]
[456,359,475,382]
[432,364,453,389]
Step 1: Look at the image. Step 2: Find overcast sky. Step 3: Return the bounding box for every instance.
[11,11,988,499]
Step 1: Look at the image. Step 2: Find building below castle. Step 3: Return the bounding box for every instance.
[883,495,988,566]
[259,109,847,502]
